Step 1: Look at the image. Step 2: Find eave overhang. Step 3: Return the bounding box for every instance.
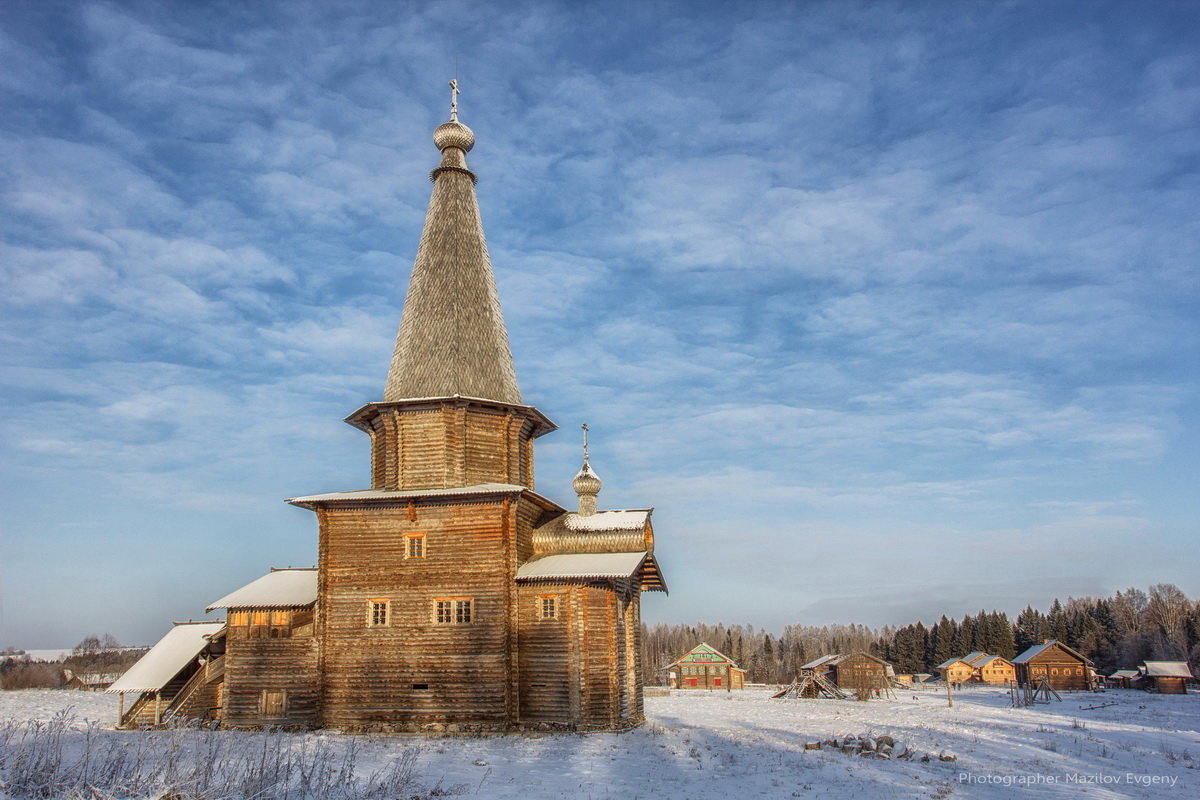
[286,483,565,513]
[345,395,557,438]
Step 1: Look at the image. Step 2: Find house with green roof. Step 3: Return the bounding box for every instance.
[665,643,746,690]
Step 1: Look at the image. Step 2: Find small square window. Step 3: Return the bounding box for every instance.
[406,535,425,559]
[367,599,390,627]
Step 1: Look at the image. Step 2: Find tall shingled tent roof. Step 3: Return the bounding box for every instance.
[383,96,521,405]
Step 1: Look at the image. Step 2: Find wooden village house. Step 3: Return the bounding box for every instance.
[664,643,746,690]
[800,653,893,695]
[936,658,976,685]
[108,93,667,732]
[1012,639,1094,691]
[1107,669,1141,689]
[1138,662,1194,694]
[972,655,1016,685]
[937,652,1015,685]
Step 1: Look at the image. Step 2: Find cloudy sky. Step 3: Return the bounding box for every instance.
[2,0,1198,648]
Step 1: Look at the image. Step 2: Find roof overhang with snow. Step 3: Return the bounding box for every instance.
[516,552,667,593]
[106,621,224,694]
[1141,661,1194,678]
[206,568,318,611]
[517,552,646,581]
[287,483,563,512]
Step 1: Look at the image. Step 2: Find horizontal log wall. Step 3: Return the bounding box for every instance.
[1019,658,1090,689]
[517,583,571,722]
[316,493,543,730]
[222,636,318,728]
[977,662,1016,684]
[367,402,539,491]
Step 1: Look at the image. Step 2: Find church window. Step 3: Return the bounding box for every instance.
[538,595,558,619]
[435,598,473,624]
[367,599,390,627]
[406,534,425,559]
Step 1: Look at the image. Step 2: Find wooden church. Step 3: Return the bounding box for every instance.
[109,88,667,732]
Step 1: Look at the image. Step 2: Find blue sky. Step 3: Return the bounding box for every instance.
[1,0,1198,648]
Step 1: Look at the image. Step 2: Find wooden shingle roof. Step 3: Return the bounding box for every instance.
[383,119,522,405]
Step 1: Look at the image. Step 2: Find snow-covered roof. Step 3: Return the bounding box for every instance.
[1109,669,1141,679]
[1141,661,1194,678]
[206,568,318,610]
[828,652,889,667]
[106,622,224,694]
[516,552,647,581]
[800,654,840,671]
[962,651,989,665]
[1012,639,1092,665]
[562,510,651,531]
[287,484,560,510]
[975,655,1011,668]
[937,658,969,670]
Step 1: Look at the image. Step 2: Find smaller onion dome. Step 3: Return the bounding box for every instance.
[433,121,475,152]
[573,461,603,496]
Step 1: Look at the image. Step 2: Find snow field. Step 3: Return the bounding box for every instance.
[1,686,1196,799]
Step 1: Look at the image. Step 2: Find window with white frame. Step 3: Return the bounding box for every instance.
[435,597,473,624]
[367,599,390,627]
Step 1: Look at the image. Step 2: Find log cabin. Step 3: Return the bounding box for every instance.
[1012,639,1094,691]
[801,653,893,696]
[936,658,976,685]
[961,651,989,667]
[110,89,666,732]
[1139,661,1193,694]
[825,653,892,694]
[665,643,746,690]
[1108,669,1141,689]
[972,654,1016,685]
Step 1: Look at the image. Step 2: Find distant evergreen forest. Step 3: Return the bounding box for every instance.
[641,584,1199,685]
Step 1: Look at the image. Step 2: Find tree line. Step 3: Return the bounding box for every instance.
[641,583,1200,684]
[0,634,146,690]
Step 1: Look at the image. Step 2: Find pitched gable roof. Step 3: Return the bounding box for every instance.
[665,643,743,669]
[799,654,841,670]
[962,651,989,665]
[1012,639,1093,665]
[1141,661,1194,678]
[937,658,971,670]
[974,655,1012,668]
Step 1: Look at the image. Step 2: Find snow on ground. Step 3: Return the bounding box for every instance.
[1,685,1197,798]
